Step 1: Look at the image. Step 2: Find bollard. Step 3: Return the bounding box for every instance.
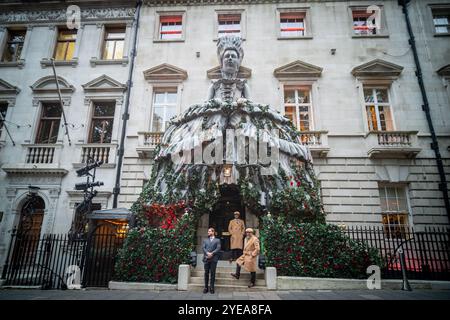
[398,249,412,291]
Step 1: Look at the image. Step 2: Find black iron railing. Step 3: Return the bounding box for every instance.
[1,230,125,289]
[343,226,450,281]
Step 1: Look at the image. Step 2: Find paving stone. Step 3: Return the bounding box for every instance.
[0,289,449,300]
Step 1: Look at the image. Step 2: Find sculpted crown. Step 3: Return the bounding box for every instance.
[217,36,244,64]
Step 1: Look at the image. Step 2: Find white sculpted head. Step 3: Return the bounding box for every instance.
[217,36,244,79]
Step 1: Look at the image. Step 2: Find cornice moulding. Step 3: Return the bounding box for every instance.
[0,6,136,24]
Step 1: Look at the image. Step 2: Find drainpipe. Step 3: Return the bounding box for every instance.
[112,0,142,208]
[398,0,450,219]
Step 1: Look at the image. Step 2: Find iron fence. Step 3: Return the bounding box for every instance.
[2,225,449,289]
[1,230,125,289]
[344,226,450,281]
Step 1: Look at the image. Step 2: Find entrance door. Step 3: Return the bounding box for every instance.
[209,184,245,260]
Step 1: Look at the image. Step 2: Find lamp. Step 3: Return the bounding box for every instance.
[28,185,40,196]
[223,164,232,177]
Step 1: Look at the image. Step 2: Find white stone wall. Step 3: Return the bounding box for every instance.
[0,0,448,270]
[0,2,135,271]
[121,0,450,229]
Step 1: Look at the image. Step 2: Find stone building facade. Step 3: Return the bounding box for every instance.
[0,0,449,264]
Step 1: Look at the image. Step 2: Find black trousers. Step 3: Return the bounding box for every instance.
[231,248,243,260]
[235,264,256,284]
[204,260,218,289]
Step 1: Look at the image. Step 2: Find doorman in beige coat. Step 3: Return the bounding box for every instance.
[228,211,245,261]
[231,228,260,288]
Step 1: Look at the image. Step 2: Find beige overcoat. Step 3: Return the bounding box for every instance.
[236,235,260,272]
[228,218,245,249]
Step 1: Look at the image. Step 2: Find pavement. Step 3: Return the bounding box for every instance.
[0,288,450,300]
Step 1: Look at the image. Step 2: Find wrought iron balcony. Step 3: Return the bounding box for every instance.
[299,130,330,157]
[365,131,421,158]
[136,131,163,158]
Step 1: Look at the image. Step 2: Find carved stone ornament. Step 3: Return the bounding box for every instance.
[0,7,136,24]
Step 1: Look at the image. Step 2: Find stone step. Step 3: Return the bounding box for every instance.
[190,276,266,286]
[188,283,267,292]
[191,271,265,279]
[194,266,264,274]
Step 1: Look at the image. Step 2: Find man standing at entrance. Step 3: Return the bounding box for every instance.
[231,228,260,288]
[228,211,245,262]
[202,227,221,294]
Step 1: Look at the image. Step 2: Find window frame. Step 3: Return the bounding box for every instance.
[379,184,412,239]
[214,9,246,41]
[150,88,178,133]
[102,26,126,60]
[283,85,314,132]
[53,27,77,61]
[35,102,62,144]
[429,5,450,37]
[88,100,116,144]
[1,28,27,63]
[363,86,395,132]
[154,11,186,42]
[349,5,389,38]
[276,8,312,40]
[0,102,8,140]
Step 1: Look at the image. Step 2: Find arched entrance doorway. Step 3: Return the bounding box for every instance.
[209,184,245,260]
[17,195,45,237]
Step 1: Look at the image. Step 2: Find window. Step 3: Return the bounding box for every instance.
[89,101,115,143]
[1,29,26,62]
[218,14,241,37]
[379,185,410,239]
[36,103,62,144]
[159,15,183,40]
[0,102,7,137]
[284,86,312,132]
[54,28,77,61]
[280,12,305,37]
[432,8,450,34]
[352,10,378,35]
[102,26,125,60]
[364,87,394,131]
[151,90,177,132]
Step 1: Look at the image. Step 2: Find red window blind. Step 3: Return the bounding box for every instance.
[280,12,305,32]
[352,11,371,18]
[218,14,241,22]
[280,12,305,20]
[160,15,182,24]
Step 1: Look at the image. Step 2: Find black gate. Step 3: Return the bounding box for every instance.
[1,229,125,289]
[82,231,126,287]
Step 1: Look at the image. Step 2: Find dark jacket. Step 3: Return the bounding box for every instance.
[202,237,221,263]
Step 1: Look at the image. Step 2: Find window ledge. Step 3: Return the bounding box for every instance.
[153,39,185,43]
[0,60,25,68]
[40,58,78,68]
[90,57,129,67]
[433,33,450,37]
[277,36,313,40]
[72,162,116,169]
[352,34,389,39]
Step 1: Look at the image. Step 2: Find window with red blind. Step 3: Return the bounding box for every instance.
[352,10,377,35]
[218,14,241,37]
[280,12,306,37]
[159,15,183,40]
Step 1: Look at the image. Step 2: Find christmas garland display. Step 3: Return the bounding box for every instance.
[114,98,326,283]
[261,215,382,279]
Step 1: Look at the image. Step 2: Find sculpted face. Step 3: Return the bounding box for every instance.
[221,49,240,75]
